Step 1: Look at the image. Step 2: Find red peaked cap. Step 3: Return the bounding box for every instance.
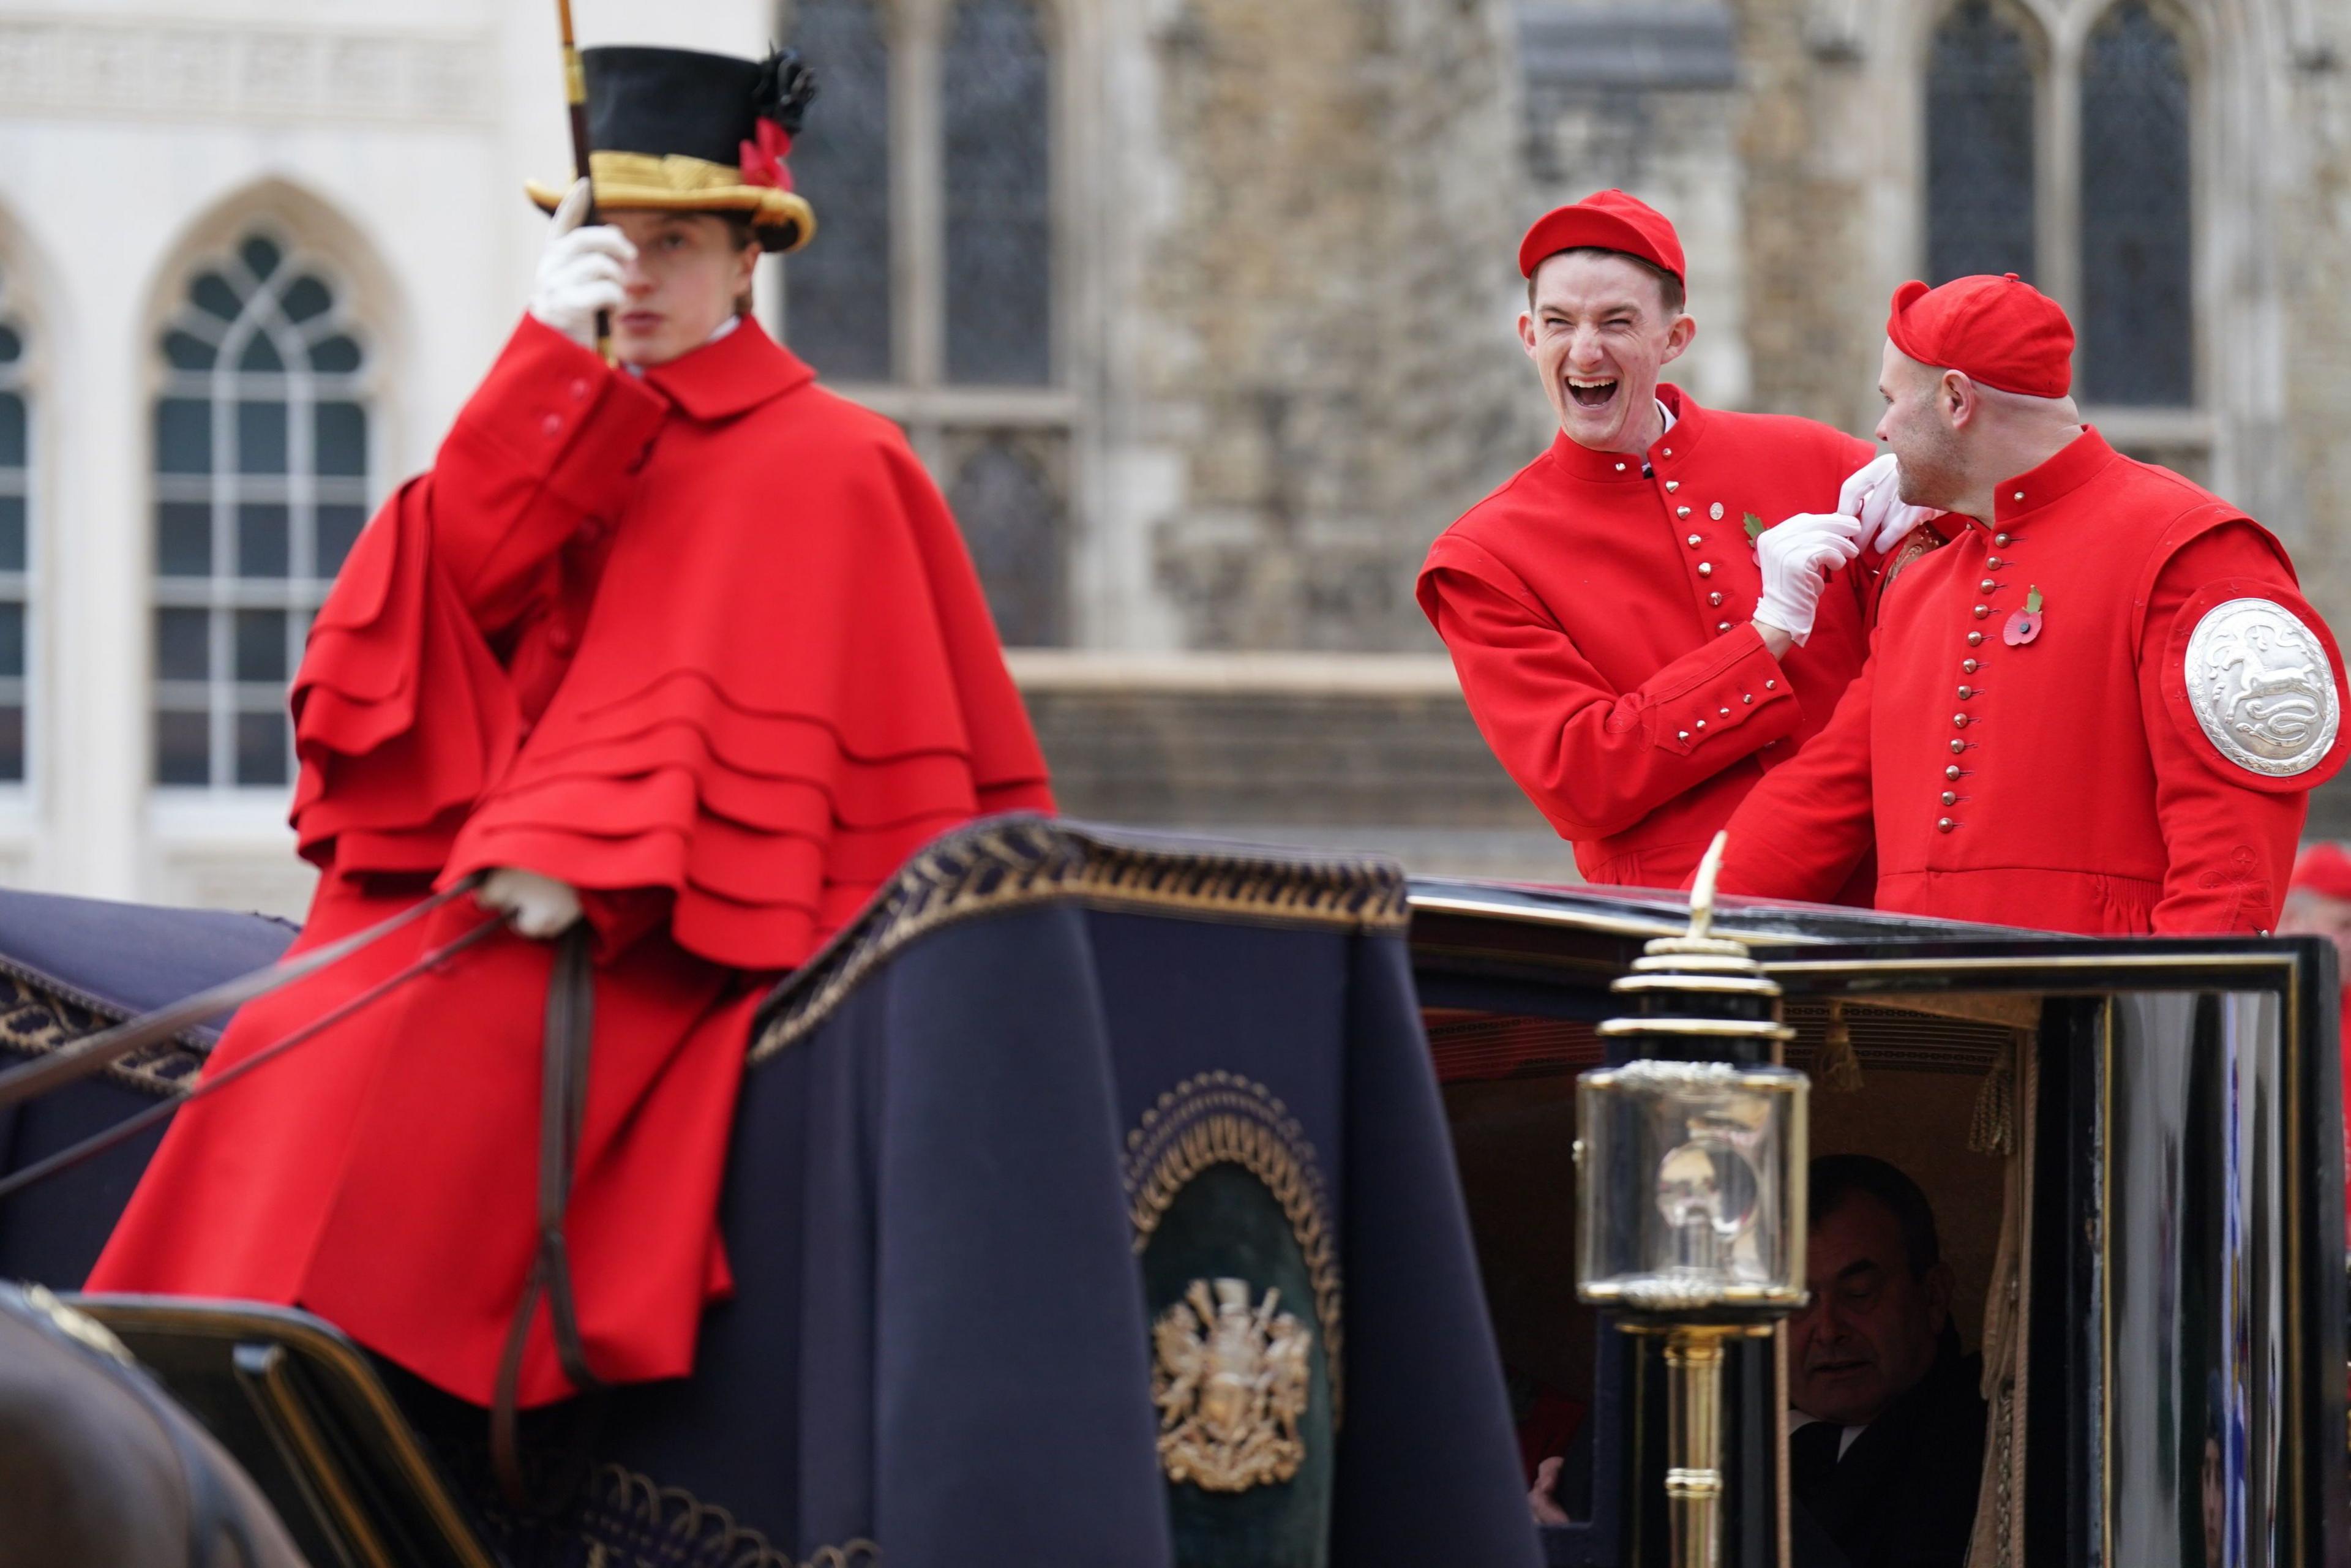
[1518,190,1685,285]
[2292,841,2351,902]
[1886,274,2075,398]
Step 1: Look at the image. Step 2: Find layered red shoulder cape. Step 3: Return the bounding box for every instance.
[293,317,1054,967]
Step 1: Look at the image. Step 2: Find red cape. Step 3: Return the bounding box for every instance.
[295,316,1054,970]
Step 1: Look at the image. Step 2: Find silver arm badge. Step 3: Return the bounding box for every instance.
[2182,597,2340,777]
[1152,1277,1313,1491]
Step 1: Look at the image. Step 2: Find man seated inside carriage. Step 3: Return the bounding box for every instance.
[88,45,1052,1425]
[1531,1155,1985,1566]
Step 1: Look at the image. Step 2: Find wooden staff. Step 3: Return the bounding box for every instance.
[555,0,613,362]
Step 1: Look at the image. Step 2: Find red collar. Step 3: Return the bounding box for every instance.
[1989,427,2117,528]
[639,317,816,421]
[1541,383,1709,484]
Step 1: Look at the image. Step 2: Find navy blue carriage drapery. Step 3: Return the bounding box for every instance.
[0,819,1540,1567]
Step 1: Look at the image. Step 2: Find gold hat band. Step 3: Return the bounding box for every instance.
[525,150,816,253]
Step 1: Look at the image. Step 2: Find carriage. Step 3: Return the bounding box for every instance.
[0,816,2342,1566]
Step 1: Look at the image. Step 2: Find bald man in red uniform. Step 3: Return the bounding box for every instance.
[1420,191,1920,893]
[1714,275,2348,934]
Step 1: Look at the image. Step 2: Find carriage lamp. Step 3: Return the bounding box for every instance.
[1574,833,1810,1568]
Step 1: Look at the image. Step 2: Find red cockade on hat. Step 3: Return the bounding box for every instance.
[1518,189,1686,284]
[739,119,795,191]
[1886,272,2074,399]
[2292,841,2351,902]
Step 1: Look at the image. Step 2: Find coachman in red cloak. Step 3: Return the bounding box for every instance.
[89,46,1054,1416]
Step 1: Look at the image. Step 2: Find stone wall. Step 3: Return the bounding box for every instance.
[2281,45,2351,630]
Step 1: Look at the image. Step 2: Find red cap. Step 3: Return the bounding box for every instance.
[2292,842,2351,902]
[1886,274,2074,398]
[1518,190,1685,285]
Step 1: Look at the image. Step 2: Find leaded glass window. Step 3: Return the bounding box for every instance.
[0,269,30,782]
[1925,0,2038,285]
[947,432,1063,644]
[944,0,1052,385]
[786,0,894,381]
[153,233,370,788]
[2080,1,2192,407]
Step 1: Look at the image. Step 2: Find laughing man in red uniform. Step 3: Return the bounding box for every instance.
[1419,190,1919,895]
[90,48,1053,1412]
[1714,274,2347,933]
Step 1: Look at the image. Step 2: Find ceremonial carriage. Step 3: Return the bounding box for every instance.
[0,816,2342,1567]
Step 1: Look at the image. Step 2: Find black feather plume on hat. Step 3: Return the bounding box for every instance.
[754,48,818,136]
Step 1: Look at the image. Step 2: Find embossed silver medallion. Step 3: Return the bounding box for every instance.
[2182,598,2339,777]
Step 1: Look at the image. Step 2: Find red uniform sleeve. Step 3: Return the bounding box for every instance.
[2139,525,2316,935]
[427,316,667,637]
[1422,541,1801,843]
[1710,643,1879,902]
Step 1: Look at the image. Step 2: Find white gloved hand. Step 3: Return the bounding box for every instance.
[1752,512,1865,647]
[1837,451,1933,557]
[477,867,585,940]
[527,179,634,351]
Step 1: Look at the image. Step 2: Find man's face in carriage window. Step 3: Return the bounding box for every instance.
[607,209,759,368]
[1788,1191,1953,1427]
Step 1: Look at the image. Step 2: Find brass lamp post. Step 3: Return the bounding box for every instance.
[1575,834,1810,1568]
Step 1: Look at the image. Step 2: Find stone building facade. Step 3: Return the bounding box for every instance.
[0,0,2343,912]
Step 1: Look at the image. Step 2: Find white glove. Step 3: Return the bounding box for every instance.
[477,867,584,940]
[1753,512,1864,646]
[528,179,634,351]
[1837,452,1933,557]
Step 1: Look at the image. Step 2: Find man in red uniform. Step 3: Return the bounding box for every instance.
[1713,274,2347,933]
[90,47,1053,1412]
[1419,190,1920,893]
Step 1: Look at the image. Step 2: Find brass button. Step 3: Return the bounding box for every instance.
[1666,480,1681,493]
[1679,730,1690,741]
[1942,791,1958,806]
[1663,448,1673,457]
[1973,604,1989,618]
[1742,694,1753,704]
[1949,739,1966,754]
[1717,621,1732,632]
[1695,719,1707,729]
[1979,579,1997,593]
[1764,680,1777,691]
[1986,557,2003,569]
[1953,713,1968,727]
[1963,658,1979,673]
[1720,707,1731,716]
[1698,562,1714,577]
[1709,591,1724,606]
[1994,533,2011,547]
[1968,631,1984,646]
[1945,764,1962,781]
[1958,685,1974,699]
[1687,533,1703,547]
[1678,506,1692,519]
[1615,462,1627,471]
[1937,817,1955,833]
[2012,490,2024,501]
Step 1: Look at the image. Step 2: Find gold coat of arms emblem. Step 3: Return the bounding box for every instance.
[1152,1277,1313,1491]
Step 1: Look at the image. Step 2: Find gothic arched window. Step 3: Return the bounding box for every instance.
[2079,1,2193,407]
[780,0,1071,647]
[1925,0,2039,285]
[0,267,30,782]
[152,233,371,789]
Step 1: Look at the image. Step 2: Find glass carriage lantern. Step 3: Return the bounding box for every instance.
[1575,833,1810,1568]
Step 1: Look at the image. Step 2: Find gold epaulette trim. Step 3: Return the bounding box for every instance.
[749,817,1410,1060]
[524,151,816,253]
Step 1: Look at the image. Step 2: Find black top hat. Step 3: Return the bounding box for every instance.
[527,46,819,254]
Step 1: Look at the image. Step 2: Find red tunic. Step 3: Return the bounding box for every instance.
[1712,429,2348,934]
[1418,386,1879,891]
[88,317,1054,1405]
